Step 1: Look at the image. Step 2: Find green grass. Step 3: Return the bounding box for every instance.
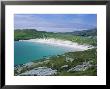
[15,48,97,76]
[14,29,97,46]
[58,66,97,76]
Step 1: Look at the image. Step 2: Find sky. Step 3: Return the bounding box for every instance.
[14,14,97,32]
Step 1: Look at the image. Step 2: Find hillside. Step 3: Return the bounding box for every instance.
[14,29,97,46]
[14,48,97,76]
[63,28,97,36]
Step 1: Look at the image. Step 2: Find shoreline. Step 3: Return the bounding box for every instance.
[14,47,96,76]
[14,39,96,76]
[19,38,94,51]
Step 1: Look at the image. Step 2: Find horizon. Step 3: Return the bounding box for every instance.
[14,28,96,33]
[14,14,97,32]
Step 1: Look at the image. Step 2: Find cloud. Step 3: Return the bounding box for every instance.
[14,14,96,32]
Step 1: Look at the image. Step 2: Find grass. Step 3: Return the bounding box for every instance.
[14,48,97,76]
[14,29,97,46]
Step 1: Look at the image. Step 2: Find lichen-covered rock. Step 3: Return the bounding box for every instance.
[61,65,68,68]
[19,67,57,76]
[67,61,92,72]
[24,62,34,67]
[65,57,74,62]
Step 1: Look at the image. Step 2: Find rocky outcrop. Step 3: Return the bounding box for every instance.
[19,67,57,76]
[65,57,74,62]
[67,61,93,72]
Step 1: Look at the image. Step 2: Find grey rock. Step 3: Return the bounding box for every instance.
[67,61,92,72]
[61,65,68,68]
[66,57,74,62]
[19,67,57,76]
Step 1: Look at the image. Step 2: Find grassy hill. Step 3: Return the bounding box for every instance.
[63,28,96,36]
[14,29,97,46]
[14,48,97,76]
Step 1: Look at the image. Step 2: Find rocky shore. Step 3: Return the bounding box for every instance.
[14,48,97,76]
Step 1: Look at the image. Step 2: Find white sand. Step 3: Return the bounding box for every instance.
[19,38,94,51]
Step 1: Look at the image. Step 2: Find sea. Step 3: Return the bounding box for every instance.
[14,41,80,65]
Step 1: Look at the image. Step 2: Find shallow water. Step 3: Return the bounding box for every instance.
[14,41,80,65]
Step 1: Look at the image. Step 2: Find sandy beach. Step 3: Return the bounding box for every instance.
[19,38,94,51]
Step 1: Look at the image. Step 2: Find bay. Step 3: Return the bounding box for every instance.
[14,41,79,65]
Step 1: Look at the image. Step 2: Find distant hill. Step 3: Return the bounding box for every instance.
[14,29,97,46]
[14,29,47,41]
[62,28,97,37]
[73,28,97,36]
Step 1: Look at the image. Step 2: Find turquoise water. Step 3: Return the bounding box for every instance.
[14,41,78,65]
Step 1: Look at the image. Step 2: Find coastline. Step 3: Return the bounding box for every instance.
[15,38,96,76]
[19,38,94,51]
[14,48,97,76]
